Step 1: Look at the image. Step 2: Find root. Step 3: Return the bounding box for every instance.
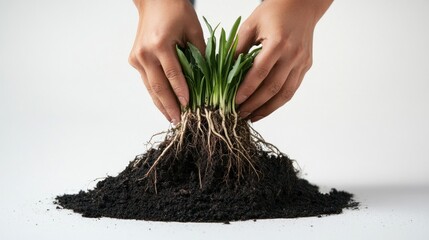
[132,130,170,168]
[133,108,284,192]
[154,169,158,194]
[205,108,233,153]
[248,123,283,156]
[221,110,260,180]
[144,132,179,177]
[198,165,203,189]
[177,111,190,151]
[204,111,213,159]
[219,110,234,149]
[196,108,203,134]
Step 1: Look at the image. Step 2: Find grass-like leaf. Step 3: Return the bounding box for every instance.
[176,17,261,113]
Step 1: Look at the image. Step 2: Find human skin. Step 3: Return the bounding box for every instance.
[129,0,332,124]
[129,0,205,125]
[235,0,333,122]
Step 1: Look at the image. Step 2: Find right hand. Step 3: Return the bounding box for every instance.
[129,0,205,125]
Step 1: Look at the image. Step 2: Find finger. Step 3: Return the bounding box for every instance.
[130,54,172,121]
[145,62,182,125]
[186,26,206,55]
[158,49,190,107]
[249,69,304,123]
[235,22,256,57]
[238,61,292,118]
[140,71,172,122]
[235,41,281,105]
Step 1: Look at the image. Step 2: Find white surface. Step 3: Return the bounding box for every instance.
[1,185,429,240]
[1,0,429,239]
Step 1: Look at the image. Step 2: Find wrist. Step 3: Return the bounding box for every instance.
[264,0,333,25]
[133,0,192,14]
[312,0,333,23]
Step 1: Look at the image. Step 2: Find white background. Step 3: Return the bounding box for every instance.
[1,0,428,239]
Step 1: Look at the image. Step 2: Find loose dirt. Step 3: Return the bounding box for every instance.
[56,146,357,222]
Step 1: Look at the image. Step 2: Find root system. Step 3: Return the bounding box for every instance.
[56,110,358,222]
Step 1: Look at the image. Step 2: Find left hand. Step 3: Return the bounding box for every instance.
[235,0,333,122]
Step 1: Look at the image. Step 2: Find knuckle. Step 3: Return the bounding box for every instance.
[255,66,269,79]
[296,44,306,55]
[128,54,139,68]
[164,68,181,81]
[305,57,313,71]
[290,45,302,60]
[153,41,164,51]
[134,47,151,63]
[150,83,165,95]
[148,35,167,51]
[145,85,153,95]
[268,81,282,96]
[280,88,295,102]
[136,47,147,57]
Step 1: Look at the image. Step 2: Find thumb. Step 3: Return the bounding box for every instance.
[235,23,256,58]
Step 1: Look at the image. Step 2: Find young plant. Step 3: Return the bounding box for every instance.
[133,17,280,191]
[176,17,261,115]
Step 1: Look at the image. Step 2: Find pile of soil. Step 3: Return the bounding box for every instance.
[56,146,357,222]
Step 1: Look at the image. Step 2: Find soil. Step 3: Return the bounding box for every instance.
[56,145,358,222]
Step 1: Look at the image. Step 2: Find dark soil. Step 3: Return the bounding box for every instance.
[56,146,357,222]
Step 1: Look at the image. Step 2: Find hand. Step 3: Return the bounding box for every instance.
[235,0,332,122]
[128,0,205,125]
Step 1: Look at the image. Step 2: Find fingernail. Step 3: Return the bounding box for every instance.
[178,96,187,107]
[171,118,179,126]
[239,111,250,119]
[236,95,248,105]
[250,115,263,123]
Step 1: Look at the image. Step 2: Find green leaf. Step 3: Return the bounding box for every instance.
[187,43,209,78]
[205,37,215,73]
[226,17,241,54]
[174,16,261,114]
[202,16,213,34]
[227,53,243,84]
[202,17,220,34]
[218,29,226,74]
[176,45,194,79]
[224,35,239,77]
